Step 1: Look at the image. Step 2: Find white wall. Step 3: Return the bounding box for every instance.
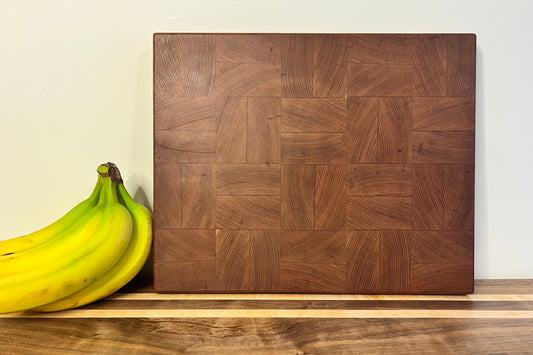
[1,0,532,279]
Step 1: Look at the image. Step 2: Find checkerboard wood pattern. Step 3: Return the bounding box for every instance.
[153,33,475,294]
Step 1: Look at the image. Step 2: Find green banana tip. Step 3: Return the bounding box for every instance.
[97,162,123,184]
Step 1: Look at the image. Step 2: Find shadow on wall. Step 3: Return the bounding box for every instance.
[133,185,152,214]
[129,184,154,284]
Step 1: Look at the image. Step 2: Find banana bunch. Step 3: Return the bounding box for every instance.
[0,162,152,314]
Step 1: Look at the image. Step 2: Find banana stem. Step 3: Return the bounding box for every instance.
[98,162,123,183]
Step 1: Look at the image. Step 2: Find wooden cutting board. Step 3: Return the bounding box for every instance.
[153,33,475,294]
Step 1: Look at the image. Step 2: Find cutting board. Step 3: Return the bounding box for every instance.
[153,33,475,294]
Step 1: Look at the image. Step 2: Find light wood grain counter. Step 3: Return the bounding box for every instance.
[1,279,532,354]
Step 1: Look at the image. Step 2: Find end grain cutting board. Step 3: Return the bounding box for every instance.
[153,33,476,294]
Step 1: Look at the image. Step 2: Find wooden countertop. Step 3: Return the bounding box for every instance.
[1,279,532,354]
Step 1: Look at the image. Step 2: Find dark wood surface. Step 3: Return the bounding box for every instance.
[1,279,532,354]
[153,33,476,294]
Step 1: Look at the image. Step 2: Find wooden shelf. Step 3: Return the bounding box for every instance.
[1,279,532,353]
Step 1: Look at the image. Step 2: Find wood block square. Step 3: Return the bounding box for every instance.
[216,230,250,291]
[346,164,412,196]
[217,164,280,195]
[280,231,345,265]
[155,130,216,163]
[153,163,181,229]
[153,34,215,97]
[281,132,346,164]
[215,34,281,64]
[410,263,474,294]
[282,98,346,133]
[346,230,410,293]
[247,97,281,164]
[347,63,413,96]
[346,97,412,163]
[154,97,217,131]
[250,230,280,292]
[412,231,473,264]
[412,164,474,231]
[346,34,413,65]
[281,164,315,230]
[216,195,280,230]
[154,33,476,294]
[413,131,475,163]
[155,229,215,263]
[413,97,475,131]
[280,263,346,293]
[181,164,215,229]
[154,260,216,292]
[215,62,281,97]
[346,196,412,230]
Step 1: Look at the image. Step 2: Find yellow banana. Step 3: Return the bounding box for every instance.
[0,168,132,314]
[0,176,102,256]
[0,185,105,278]
[34,181,152,312]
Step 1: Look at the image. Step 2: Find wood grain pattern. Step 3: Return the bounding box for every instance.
[216,97,247,163]
[313,34,347,97]
[155,130,216,163]
[282,98,346,133]
[346,231,380,293]
[52,298,533,310]
[247,97,281,164]
[216,164,280,195]
[281,132,346,164]
[154,33,476,294]
[412,164,443,230]
[412,231,473,264]
[153,34,185,98]
[154,97,217,131]
[215,34,281,64]
[346,164,411,196]
[413,97,475,130]
[153,34,216,98]
[347,96,379,163]
[346,230,410,293]
[410,263,474,294]
[380,230,410,293]
[346,34,413,64]
[153,163,181,229]
[413,130,475,163]
[378,97,412,163]
[5,281,533,355]
[281,34,313,97]
[281,231,345,265]
[216,195,280,230]
[154,260,216,292]
[216,230,249,291]
[314,164,345,230]
[447,34,476,97]
[348,63,413,96]
[346,196,412,230]
[280,263,346,293]
[181,164,215,229]
[4,312,533,354]
[443,164,475,230]
[250,230,280,292]
[155,229,215,262]
[281,164,314,230]
[215,62,281,97]
[413,34,447,96]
